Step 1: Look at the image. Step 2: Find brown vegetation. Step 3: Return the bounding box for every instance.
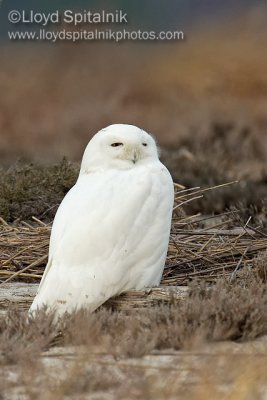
[2,273,267,361]
[1,10,267,398]
[0,271,266,399]
[1,181,267,286]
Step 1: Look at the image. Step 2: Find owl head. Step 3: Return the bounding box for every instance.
[80,124,159,173]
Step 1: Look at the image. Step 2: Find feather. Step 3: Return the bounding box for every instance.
[29,124,174,316]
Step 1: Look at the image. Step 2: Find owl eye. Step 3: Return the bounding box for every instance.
[142,143,147,147]
[111,143,123,147]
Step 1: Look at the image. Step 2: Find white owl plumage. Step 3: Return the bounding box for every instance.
[29,124,174,316]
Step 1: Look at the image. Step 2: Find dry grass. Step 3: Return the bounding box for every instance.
[1,177,266,399]
[1,154,267,224]
[0,271,266,399]
[0,271,266,362]
[0,181,267,287]
[1,12,267,398]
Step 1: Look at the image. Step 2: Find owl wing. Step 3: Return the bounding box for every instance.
[30,161,174,315]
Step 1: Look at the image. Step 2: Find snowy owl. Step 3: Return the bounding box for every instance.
[29,124,174,316]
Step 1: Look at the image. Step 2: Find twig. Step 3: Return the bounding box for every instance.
[229,247,250,282]
[0,255,47,285]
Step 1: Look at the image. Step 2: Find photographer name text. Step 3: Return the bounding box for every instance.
[8,10,128,26]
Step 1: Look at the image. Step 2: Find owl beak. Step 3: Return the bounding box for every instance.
[132,150,138,164]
